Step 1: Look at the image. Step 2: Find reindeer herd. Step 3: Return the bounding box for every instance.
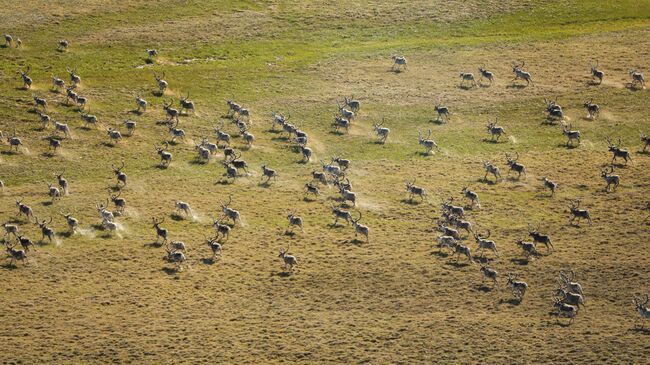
[0,39,648,329]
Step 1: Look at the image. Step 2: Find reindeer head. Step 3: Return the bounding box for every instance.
[152,217,165,228]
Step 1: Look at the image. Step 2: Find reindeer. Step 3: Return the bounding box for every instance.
[199,138,218,155]
[560,123,580,147]
[47,136,62,152]
[640,133,650,152]
[343,96,360,112]
[57,39,69,51]
[590,60,604,84]
[337,100,355,121]
[75,94,88,110]
[333,116,350,133]
[300,145,312,162]
[286,211,304,233]
[226,99,242,117]
[112,162,127,187]
[79,111,98,129]
[480,264,499,288]
[606,137,632,165]
[478,66,494,85]
[33,95,47,110]
[214,121,231,147]
[483,162,501,183]
[163,99,179,123]
[179,93,195,114]
[152,217,168,244]
[174,201,192,217]
[405,179,427,202]
[487,119,506,142]
[373,118,390,144]
[461,187,480,208]
[321,160,342,178]
[205,235,222,259]
[212,218,231,241]
[52,121,71,138]
[155,142,173,167]
[16,236,35,252]
[391,55,407,71]
[109,190,126,214]
[278,244,298,271]
[47,183,61,202]
[61,212,79,233]
[135,95,148,112]
[304,182,320,198]
[632,294,650,329]
[437,221,460,240]
[441,198,465,218]
[601,166,620,192]
[261,165,278,184]
[165,247,186,270]
[167,120,185,143]
[15,198,35,222]
[558,270,584,297]
[511,61,533,85]
[96,200,114,222]
[107,128,122,144]
[628,69,645,88]
[102,218,118,235]
[436,235,457,253]
[473,229,498,258]
[230,152,248,174]
[544,98,564,121]
[5,243,28,266]
[220,196,240,225]
[242,128,255,148]
[553,298,578,324]
[66,67,81,86]
[452,242,473,263]
[337,183,357,207]
[541,176,557,197]
[515,239,538,259]
[271,112,287,130]
[583,100,600,119]
[2,223,18,238]
[146,49,158,59]
[192,141,210,162]
[36,110,51,129]
[312,170,328,185]
[555,288,586,312]
[221,162,238,182]
[418,129,439,155]
[433,100,450,123]
[331,204,352,226]
[505,153,526,179]
[17,67,32,89]
[122,120,136,136]
[4,34,13,47]
[568,199,592,226]
[51,75,65,91]
[37,217,55,243]
[506,273,528,300]
[527,224,553,252]
[459,72,476,88]
[351,211,370,242]
[154,72,168,93]
[54,170,69,195]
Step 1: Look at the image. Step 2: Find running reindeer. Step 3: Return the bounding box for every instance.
[478,65,495,85]
[561,122,581,147]
[590,60,604,85]
[632,294,650,329]
[373,118,390,144]
[505,152,526,180]
[527,224,553,253]
[17,66,32,89]
[600,166,620,192]
[351,211,370,243]
[391,55,407,72]
[583,100,600,119]
[459,72,477,88]
[606,137,632,165]
[278,244,298,271]
[405,179,427,202]
[111,162,127,188]
[568,199,592,226]
[511,61,533,86]
[486,118,506,142]
[483,162,501,183]
[628,69,645,89]
[506,273,529,301]
[154,72,168,94]
[418,129,439,155]
[220,196,241,226]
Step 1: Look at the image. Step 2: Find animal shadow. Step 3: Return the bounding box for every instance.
[431,251,449,258]
[400,198,421,205]
[506,84,527,89]
[477,285,495,293]
[170,213,184,221]
[500,297,523,306]
[447,261,471,268]
[41,201,53,206]
[162,267,180,275]
[510,258,531,266]
[152,91,164,97]
[201,258,218,265]
[144,241,163,248]
[276,271,292,277]
[429,119,445,125]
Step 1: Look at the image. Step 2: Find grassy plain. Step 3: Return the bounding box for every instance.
[0,1,649,363]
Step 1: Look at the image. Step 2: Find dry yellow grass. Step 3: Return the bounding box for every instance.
[0,1,649,364]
